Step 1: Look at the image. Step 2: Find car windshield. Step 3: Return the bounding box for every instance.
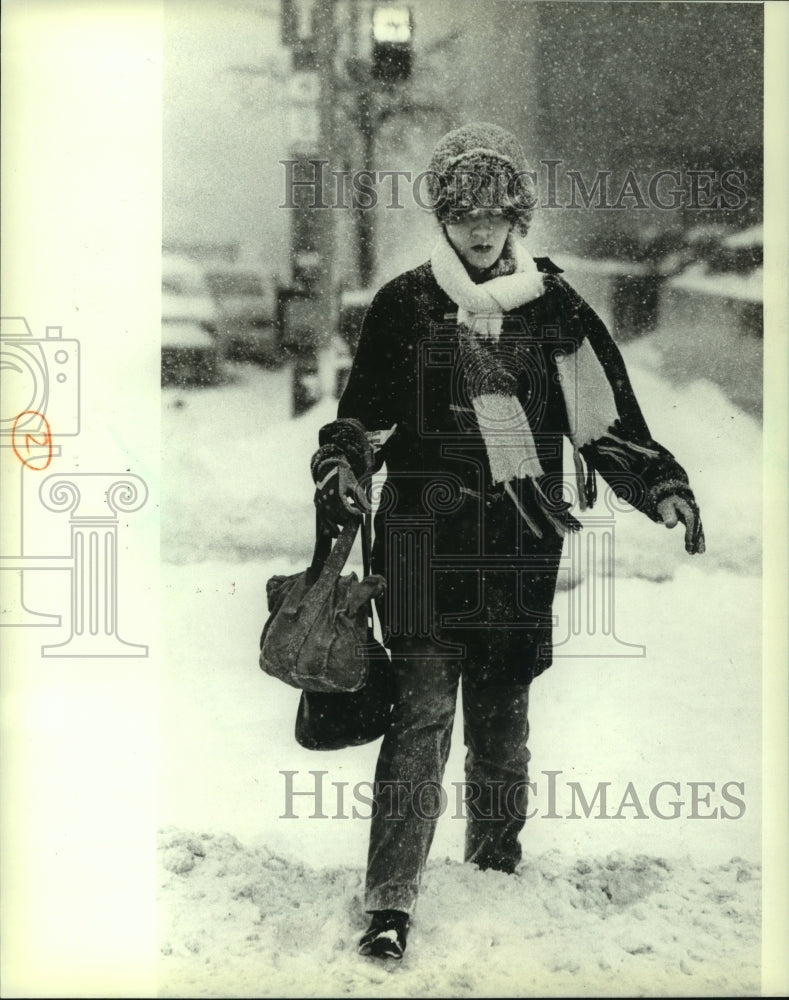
[206,272,266,297]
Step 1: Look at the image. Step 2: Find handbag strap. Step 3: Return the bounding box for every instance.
[308,509,333,582]
[360,509,374,633]
[360,509,372,578]
[361,510,388,643]
[286,517,361,660]
[308,502,370,581]
[293,505,382,657]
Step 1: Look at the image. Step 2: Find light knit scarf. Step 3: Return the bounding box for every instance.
[430,230,646,537]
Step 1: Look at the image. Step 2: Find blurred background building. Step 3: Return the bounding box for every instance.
[162,0,763,415]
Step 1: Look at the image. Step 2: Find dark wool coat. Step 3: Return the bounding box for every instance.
[335,258,696,684]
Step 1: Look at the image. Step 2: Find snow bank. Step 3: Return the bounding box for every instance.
[605,339,761,581]
[161,363,333,565]
[157,827,760,998]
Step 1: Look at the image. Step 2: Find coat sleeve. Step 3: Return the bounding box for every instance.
[310,281,406,482]
[556,277,699,523]
[337,282,404,431]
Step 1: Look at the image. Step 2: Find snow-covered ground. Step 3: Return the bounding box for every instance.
[158,829,760,998]
[158,340,764,996]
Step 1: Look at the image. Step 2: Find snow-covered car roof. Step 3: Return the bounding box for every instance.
[162,254,217,324]
[722,224,762,250]
[161,318,216,349]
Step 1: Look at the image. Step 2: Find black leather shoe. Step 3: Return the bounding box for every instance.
[358,909,409,960]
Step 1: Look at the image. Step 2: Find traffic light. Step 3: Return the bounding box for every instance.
[371,6,412,82]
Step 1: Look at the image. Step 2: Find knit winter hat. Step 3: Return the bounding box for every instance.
[426,122,538,234]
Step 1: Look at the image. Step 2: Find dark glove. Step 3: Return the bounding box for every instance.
[314,459,371,537]
[311,419,375,537]
[656,495,706,554]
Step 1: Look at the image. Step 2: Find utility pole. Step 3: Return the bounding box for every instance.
[355,80,377,288]
[276,0,340,413]
[311,0,337,339]
[346,0,375,287]
[346,6,432,289]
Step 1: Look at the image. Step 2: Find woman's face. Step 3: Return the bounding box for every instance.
[444,208,512,272]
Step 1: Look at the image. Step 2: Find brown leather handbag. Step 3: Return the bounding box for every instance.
[259,513,387,694]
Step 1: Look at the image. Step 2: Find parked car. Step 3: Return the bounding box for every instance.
[161,320,225,387]
[204,265,279,364]
[161,253,224,386]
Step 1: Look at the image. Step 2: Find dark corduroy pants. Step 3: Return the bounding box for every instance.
[364,643,531,914]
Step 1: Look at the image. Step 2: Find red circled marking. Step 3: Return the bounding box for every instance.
[11,411,53,470]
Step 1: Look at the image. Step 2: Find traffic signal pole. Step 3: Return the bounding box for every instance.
[281,2,423,411]
[312,0,338,343]
[283,0,340,415]
[356,80,377,287]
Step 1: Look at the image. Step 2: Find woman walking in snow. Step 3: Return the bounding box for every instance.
[310,122,705,959]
